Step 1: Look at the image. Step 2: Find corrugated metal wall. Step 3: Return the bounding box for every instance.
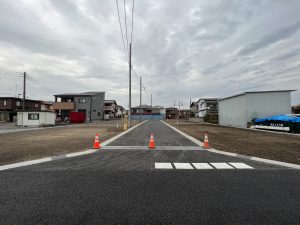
[246,92,291,121]
[219,92,292,128]
[219,95,247,128]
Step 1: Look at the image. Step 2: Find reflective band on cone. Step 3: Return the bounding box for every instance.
[93,134,101,149]
[148,133,156,149]
[203,132,210,149]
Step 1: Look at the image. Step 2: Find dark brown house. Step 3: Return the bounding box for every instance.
[0,97,41,121]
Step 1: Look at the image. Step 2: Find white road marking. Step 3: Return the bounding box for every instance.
[155,163,173,169]
[229,162,254,169]
[174,163,194,169]
[192,163,213,169]
[211,163,234,169]
[0,157,52,171]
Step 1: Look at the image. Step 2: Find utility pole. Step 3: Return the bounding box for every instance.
[151,94,152,117]
[179,101,180,119]
[23,72,26,111]
[139,76,142,122]
[174,100,175,108]
[128,43,132,127]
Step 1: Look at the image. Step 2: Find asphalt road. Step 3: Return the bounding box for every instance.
[0,120,299,225]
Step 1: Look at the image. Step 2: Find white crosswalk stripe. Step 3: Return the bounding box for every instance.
[192,163,213,169]
[173,163,194,169]
[155,162,254,170]
[210,163,234,169]
[155,163,173,169]
[229,162,254,169]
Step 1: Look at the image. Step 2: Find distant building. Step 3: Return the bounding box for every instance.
[0,97,41,122]
[218,90,295,128]
[53,92,105,122]
[197,98,220,118]
[132,105,152,115]
[116,105,125,117]
[104,100,118,118]
[166,107,178,119]
[41,101,54,111]
[190,102,198,116]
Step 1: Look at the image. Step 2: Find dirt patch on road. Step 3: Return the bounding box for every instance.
[168,121,300,165]
[0,125,122,165]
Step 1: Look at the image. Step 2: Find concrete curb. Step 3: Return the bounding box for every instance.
[161,120,204,148]
[0,120,148,171]
[162,120,300,169]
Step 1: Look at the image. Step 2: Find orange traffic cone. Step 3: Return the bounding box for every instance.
[93,134,101,149]
[203,132,210,149]
[148,133,156,149]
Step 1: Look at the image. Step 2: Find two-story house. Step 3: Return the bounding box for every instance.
[53,92,105,122]
[197,98,220,118]
[104,100,118,118]
[0,97,41,122]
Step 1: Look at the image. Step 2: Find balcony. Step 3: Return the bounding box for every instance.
[53,102,75,110]
[104,106,115,111]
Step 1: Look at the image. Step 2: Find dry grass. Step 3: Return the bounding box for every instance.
[0,125,122,165]
[168,120,300,165]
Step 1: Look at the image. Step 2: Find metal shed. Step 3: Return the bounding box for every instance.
[218,90,295,128]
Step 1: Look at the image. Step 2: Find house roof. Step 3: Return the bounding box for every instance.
[220,90,296,101]
[132,105,152,109]
[105,100,117,104]
[196,98,220,103]
[54,92,105,97]
[0,97,42,103]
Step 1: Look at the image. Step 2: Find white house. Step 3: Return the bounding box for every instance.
[197,98,220,118]
[17,111,55,127]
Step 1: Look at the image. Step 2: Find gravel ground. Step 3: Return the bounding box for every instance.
[166,120,300,165]
[0,124,123,165]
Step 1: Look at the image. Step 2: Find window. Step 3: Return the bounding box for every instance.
[98,112,100,116]
[16,101,21,106]
[3,100,7,106]
[78,98,86,103]
[35,103,39,108]
[28,113,39,120]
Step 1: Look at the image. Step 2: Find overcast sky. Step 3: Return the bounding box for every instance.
[0,0,299,108]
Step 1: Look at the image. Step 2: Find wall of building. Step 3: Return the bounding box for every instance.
[219,95,247,127]
[0,111,9,121]
[246,92,291,122]
[219,92,292,128]
[17,112,55,126]
[74,93,105,121]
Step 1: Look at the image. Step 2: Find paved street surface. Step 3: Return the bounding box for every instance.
[0,120,299,225]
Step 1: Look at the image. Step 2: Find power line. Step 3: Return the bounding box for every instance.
[115,0,128,61]
[130,0,134,46]
[123,0,129,54]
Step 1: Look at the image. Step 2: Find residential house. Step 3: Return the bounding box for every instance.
[104,100,118,118]
[132,105,152,115]
[0,97,41,122]
[190,102,198,117]
[197,98,220,118]
[53,92,105,122]
[41,101,54,111]
[116,105,125,118]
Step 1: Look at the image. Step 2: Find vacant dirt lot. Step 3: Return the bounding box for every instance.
[167,120,300,165]
[0,124,123,165]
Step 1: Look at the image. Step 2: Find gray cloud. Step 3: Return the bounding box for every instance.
[238,21,300,56]
[0,0,299,107]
